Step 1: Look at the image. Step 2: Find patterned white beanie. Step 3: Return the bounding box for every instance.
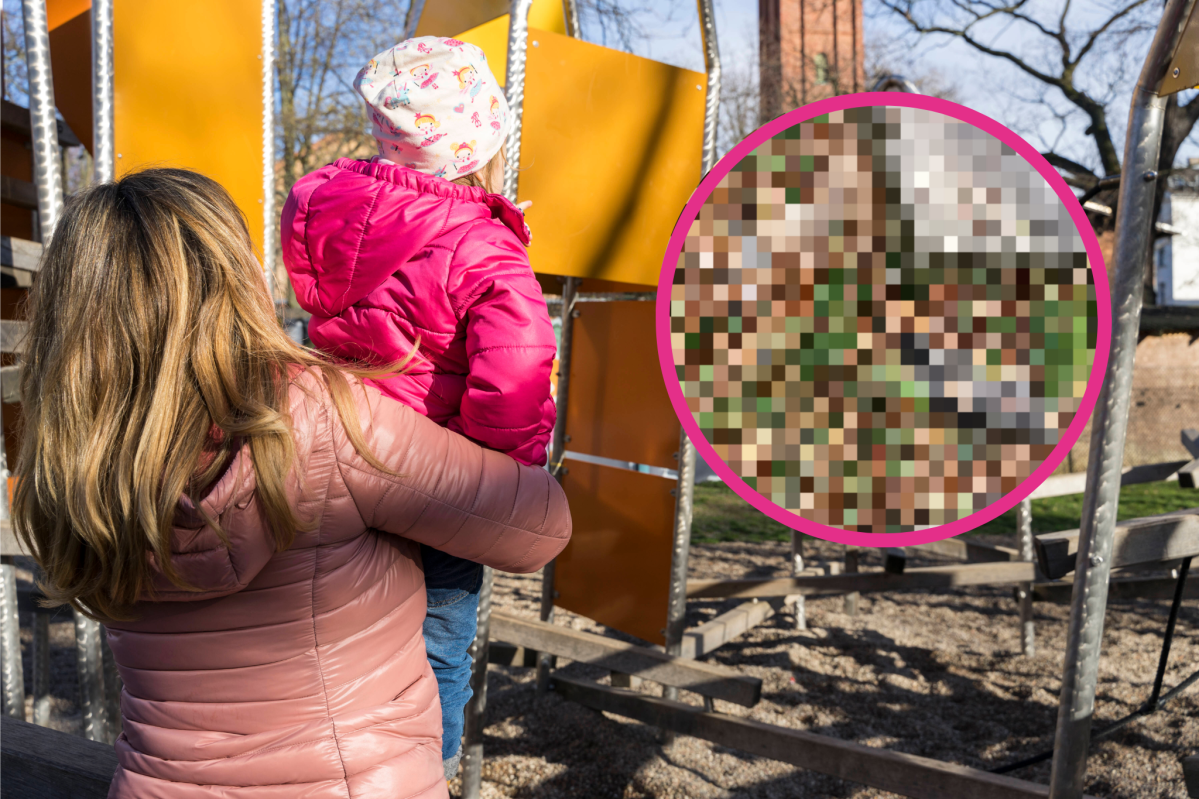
[354,36,511,180]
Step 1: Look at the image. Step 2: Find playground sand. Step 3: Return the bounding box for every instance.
[12,542,1196,798]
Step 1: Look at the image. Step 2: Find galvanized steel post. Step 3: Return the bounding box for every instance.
[22,0,65,240]
[462,2,534,794]
[0,558,24,719]
[1016,497,1035,656]
[537,275,578,694]
[92,0,115,183]
[663,0,721,721]
[1047,1,1194,795]
[561,0,581,39]
[30,567,51,726]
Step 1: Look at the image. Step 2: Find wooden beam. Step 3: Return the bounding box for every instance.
[1179,459,1199,490]
[488,641,536,668]
[882,547,907,574]
[907,538,1019,563]
[2,364,20,403]
[1,716,116,798]
[1,99,82,147]
[1,236,42,272]
[1032,572,1198,603]
[1,521,28,558]
[552,676,1078,799]
[1183,754,1199,799]
[686,562,1036,600]
[1034,509,1199,580]
[680,598,784,659]
[1028,459,1188,500]
[1,320,28,355]
[1182,430,1199,459]
[1,176,38,212]
[489,611,762,707]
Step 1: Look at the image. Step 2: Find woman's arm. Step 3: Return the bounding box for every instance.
[330,376,570,573]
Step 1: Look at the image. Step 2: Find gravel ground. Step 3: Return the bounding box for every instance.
[454,538,1196,799]
[11,539,1197,798]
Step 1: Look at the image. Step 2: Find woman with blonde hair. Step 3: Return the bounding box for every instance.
[13,167,571,799]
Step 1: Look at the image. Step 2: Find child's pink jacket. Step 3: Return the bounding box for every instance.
[282,158,556,467]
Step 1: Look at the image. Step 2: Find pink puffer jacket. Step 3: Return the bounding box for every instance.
[103,369,571,798]
[282,158,556,468]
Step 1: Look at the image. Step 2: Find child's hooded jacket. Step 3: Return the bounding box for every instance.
[282,158,556,467]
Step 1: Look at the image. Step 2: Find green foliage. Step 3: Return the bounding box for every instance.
[691,481,1198,543]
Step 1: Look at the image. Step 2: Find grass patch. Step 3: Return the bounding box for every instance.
[691,481,1199,544]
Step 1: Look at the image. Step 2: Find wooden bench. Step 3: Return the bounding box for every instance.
[1,716,116,798]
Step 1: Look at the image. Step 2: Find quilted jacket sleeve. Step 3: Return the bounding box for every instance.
[445,226,557,467]
[331,375,570,574]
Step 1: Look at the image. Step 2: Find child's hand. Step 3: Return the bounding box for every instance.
[517,201,532,212]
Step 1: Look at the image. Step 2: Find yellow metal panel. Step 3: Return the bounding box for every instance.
[113,0,264,255]
[416,0,565,40]
[556,460,675,645]
[567,301,680,469]
[454,28,706,287]
[1160,4,1199,95]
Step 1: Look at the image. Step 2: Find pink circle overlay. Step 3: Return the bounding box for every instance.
[655,93,1112,547]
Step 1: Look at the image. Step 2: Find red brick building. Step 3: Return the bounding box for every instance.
[759,0,866,121]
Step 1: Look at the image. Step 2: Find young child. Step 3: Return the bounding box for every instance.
[280,37,557,781]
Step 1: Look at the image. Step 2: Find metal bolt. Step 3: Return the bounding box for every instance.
[532,41,539,47]
[1089,555,1104,567]
[1143,170,1158,181]
[696,84,703,90]
[670,488,677,496]
[571,309,581,318]
[1174,68,1181,78]
[553,590,560,599]
[564,435,571,443]
[117,153,122,158]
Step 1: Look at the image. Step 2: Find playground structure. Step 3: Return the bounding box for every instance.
[0,2,1197,799]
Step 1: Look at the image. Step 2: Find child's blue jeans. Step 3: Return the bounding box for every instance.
[421,545,483,778]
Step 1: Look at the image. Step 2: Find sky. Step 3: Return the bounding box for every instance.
[578,0,1199,175]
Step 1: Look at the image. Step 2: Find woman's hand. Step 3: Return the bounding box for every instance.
[517,200,532,212]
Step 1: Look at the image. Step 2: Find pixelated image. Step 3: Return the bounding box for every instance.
[670,106,1097,533]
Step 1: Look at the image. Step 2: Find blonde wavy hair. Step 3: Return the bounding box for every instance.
[14,168,403,621]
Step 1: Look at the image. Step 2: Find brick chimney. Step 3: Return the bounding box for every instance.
[760,0,865,122]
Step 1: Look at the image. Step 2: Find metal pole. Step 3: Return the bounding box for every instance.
[461,3,533,794]
[100,625,121,740]
[0,557,24,720]
[91,0,114,184]
[262,0,277,303]
[561,0,581,38]
[1047,2,1193,795]
[460,567,493,798]
[1016,497,1035,657]
[843,547,859,616]
[696,0,721,174]
[661,0,720,728]
[790,533,805,630]
[22,0,65,240]
[74,609,109,742]
[29,569,50,726]
[537,276,578,695]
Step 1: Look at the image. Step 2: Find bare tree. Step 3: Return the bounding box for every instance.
[875,0,1199,229]
[2,0,27,104]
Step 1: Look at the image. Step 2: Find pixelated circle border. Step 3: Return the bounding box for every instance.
[655,93,1113,547]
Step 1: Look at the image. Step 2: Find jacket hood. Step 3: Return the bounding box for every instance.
[146,447,276,603]
[282,158,531,317]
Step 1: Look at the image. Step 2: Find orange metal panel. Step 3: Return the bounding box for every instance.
[416,0,565,39]
[48,6,94,154]
[112,0,265,255]
[454,27,706,287]
[556,460,675,645]
[567,301,679,469]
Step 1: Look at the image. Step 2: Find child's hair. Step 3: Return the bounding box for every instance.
[452,147,505,193]
[14,168,408,620]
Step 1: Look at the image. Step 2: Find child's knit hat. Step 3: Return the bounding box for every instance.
[354,36,510,180]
